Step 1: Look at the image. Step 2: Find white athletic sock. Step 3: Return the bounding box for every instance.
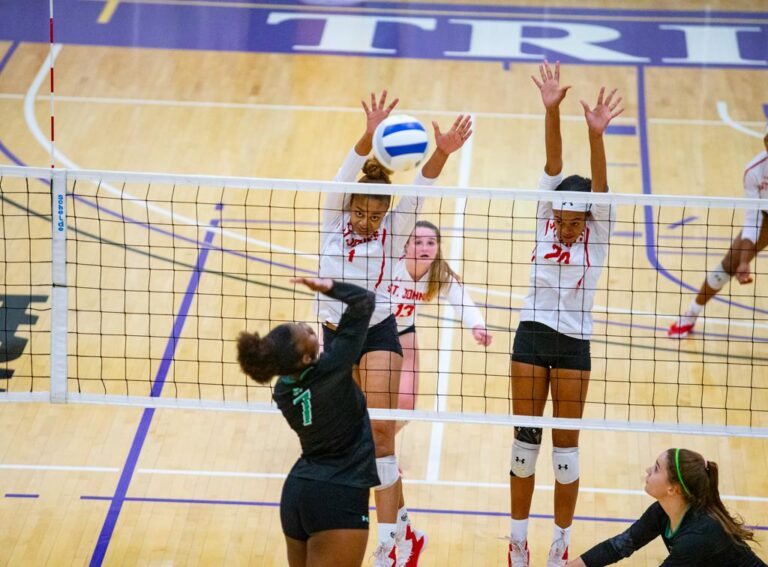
[510,518,529,543]
[553,524,571,547]
[396,506,410,540]
[378,522,397,547]
[688,300,703,316]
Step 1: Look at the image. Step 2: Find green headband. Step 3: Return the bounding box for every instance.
[675,448,692,497]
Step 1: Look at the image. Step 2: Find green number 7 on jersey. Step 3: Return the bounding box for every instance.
[292,388,313,426]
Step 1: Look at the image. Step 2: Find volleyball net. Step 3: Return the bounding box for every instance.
[1,164,766,436]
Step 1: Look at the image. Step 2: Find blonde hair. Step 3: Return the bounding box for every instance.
[411,220,460,302]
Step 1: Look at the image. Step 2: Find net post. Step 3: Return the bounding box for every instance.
[50,169,68,403]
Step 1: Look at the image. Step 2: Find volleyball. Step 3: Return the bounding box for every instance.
[372,115,429,172]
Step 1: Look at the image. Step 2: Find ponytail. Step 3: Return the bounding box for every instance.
[667,448,756,548]
[236,324,302,384]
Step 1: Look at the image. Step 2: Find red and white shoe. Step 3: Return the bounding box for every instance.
[668,313,697,338]
[373,541,397,567]
[396,525,427,567]
[547,535,568,567]
[508,539,530,567]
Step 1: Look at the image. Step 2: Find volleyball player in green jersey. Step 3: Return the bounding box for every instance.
[567,448,765,567]
[237,278,379,567]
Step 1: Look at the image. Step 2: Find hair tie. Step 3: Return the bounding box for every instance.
[704,460,709,471]
[675,448,692,497]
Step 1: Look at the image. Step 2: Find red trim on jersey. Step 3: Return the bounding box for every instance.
[583,226,592,268]
[374,228,388,290]
[744,155,768,185]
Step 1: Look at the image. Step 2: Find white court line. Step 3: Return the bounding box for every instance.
[717,101,766,139]
[4,463,764,503]
[5,92,766,129]
[24,47,317,263]
[0,464,119,473]
[425,116,475,483]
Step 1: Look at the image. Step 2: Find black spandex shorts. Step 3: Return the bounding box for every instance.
[398,324,416,336]
[280,476,371,541]
[323,314,402,363]
[511,320,591,371]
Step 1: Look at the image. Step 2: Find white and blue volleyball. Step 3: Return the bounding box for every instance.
[373,115,429,172]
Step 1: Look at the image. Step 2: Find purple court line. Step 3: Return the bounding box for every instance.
[0,139,25,167]
[635,65,768,317]
[71,194,315,275]
[5,493,39,498]
[668,216,698,229]
[89,209,221,567]
[78,494,768,531]
[0,41,18,75]
[605,125,637,136]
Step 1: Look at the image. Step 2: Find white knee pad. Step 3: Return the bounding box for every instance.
[375,455,400,491]
[510,440,541,478]
[706,263,731,291]
[552,447,580,484]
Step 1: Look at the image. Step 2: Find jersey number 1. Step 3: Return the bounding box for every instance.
[292,389,313,426]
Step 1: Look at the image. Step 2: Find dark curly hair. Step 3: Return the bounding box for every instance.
[236,324,304,384]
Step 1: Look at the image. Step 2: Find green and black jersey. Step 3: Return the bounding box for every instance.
[273,282,380,489]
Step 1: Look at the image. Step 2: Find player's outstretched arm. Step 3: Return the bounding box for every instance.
[355,90,399,156]
[291,277,333,294]
[580,87,624,193]
[531,60,570,176]
[420,114,473,179]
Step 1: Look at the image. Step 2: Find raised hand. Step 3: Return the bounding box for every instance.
[361,90,399,137]
[472,326,493,347]
[580,87,624,137]
[735,261,753,284]
[433,114,473,156]
[531,60,571,110]
[290,277,333,293]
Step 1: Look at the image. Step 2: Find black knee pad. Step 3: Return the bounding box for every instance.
[514,426,543,445]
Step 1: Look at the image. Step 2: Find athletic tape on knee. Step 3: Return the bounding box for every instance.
[552,447,580,484]
[510,439,540,478]
[706,263,731,291]
[375,455,400,491]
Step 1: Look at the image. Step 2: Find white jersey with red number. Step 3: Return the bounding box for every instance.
[381,258,486,332]
[741,150,768,244]
[519,171,615,340]
[318,148,435,326]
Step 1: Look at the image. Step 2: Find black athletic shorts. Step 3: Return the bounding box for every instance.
[398,324,416,336]
[323,314,402,363]
[511,320,591,371]
[280,475,371,541]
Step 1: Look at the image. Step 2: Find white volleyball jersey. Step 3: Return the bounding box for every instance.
[519,171,615,340]
[318,148,435,326]
[741,151,768,244]
[380,258,486,332]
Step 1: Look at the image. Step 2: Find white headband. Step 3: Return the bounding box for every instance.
[552,200,591,213]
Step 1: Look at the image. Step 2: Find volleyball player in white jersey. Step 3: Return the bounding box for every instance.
[319,90,472,567]
[669,125,768,338]
[385,220,492,413]
[507,62,623,567]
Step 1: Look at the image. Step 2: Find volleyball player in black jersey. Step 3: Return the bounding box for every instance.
[566,448,765,567]
[237,278,379,567]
